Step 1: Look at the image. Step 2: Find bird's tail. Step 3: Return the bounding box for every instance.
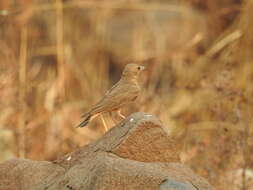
[76,112,92,128]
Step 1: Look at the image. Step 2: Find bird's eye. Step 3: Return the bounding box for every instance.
[137,66,141,70]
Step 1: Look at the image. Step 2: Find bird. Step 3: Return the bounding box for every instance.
[76,63,145,129]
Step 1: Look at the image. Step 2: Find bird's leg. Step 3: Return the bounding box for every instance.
[100,114,108,132]
[117,109,126,119]
[109,112,116,126]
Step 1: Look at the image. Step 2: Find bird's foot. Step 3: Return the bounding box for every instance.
[117,110,126,119]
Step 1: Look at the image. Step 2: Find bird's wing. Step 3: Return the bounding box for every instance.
[104,80,120,95]
[81,81,121,117]
[89,81,139,114]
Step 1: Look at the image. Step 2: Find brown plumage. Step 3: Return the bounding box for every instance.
[76,63,145,128]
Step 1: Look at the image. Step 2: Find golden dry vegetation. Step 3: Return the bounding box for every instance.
[1,0,253,189]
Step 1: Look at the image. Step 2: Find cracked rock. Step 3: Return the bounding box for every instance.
[0,112,213,190]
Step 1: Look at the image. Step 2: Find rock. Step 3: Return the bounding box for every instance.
[0,112,213,190]
[159,177,197,190]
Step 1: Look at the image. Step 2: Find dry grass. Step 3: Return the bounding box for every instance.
[1,0,253,189]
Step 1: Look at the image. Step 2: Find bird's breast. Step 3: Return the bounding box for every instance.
[126,84,140,100]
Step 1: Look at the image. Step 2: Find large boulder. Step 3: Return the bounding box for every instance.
[0,112,213,190]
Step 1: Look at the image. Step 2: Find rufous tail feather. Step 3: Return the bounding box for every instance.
[76,113,92,128]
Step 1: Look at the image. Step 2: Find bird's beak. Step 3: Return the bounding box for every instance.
[140,66,145,71]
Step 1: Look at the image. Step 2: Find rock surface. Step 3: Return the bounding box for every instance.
[0,112,213,190]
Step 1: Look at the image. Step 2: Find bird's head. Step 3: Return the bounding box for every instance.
[121,63,145,80]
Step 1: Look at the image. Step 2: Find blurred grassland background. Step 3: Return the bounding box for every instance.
[1,0,253,189]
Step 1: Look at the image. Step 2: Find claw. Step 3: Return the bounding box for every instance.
[117,110,126,119]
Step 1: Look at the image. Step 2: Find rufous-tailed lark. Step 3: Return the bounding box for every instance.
[76,63,145,130]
